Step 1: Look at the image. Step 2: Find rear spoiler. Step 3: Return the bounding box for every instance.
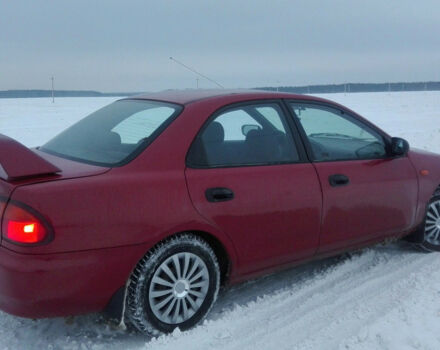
[0,134,61,181]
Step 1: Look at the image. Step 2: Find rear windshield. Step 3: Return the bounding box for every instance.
[41,100,182,166]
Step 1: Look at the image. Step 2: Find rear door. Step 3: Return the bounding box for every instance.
[185,101,322,275]
[288,102,418,253]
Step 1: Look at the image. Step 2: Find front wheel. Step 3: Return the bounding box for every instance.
[419,195,440,252]
[125,234,220,335]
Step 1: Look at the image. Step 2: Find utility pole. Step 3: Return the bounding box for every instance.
[51,76,55,103]
[196,78,199,89]
[169,57,224,89]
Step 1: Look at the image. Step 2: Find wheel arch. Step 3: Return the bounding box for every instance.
[187,230,232,286]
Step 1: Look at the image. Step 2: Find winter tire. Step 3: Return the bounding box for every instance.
[126,234,220,335]
[419,195,440,252]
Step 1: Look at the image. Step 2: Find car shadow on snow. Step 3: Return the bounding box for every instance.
[0,241,419,349]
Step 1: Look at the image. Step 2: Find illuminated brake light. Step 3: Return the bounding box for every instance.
[1,201,52,245]
[7,221,44,243]
[24,223,35,233]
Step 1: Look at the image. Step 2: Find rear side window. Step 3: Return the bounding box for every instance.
[41,100,181,166]
[187,103,299,167]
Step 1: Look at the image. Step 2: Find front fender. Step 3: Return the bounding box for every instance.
[407,149,440,239]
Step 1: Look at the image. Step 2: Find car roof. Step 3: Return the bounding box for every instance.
[126,89,327,105]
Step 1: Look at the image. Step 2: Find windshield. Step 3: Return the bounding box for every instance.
[41,99,182,166]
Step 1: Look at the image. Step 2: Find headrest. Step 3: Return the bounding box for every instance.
[203,121,224,142]
[93,130,121,148]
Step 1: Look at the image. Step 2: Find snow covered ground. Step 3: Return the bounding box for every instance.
[0,91,439,350]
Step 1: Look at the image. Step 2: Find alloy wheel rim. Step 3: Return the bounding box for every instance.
[149,252,209,324]
[425,200,440,245]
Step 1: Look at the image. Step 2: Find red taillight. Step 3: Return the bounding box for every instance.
[7,221,46,243]
[2,201,51,245]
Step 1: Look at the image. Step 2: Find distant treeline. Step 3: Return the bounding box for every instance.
[257,81,440,94]
[0,90,137,99]
[2,82,440,98]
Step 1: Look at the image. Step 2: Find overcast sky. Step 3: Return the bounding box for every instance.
[1,0,439,92]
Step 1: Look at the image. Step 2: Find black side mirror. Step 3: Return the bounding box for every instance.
[391,137,409,156]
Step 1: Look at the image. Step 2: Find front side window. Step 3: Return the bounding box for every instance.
[290,103,387,161]
[41,100,181,166]
[187,103,299,167]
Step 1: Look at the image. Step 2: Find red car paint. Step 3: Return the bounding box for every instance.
[0,90,438,318]
[315,158,418,253]
[0,134,60,181]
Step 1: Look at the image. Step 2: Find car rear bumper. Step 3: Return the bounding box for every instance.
[0,244,149,318]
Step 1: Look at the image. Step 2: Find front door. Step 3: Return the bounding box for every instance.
[185,101,322,275]
[289,102,418,253]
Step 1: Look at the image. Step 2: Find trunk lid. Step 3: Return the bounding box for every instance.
[0,133,109,190]
[0,134,61,182]
[33,150,110,181]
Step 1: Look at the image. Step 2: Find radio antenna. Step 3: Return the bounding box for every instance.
[169,57,224,89]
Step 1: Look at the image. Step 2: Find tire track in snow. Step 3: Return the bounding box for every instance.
[146,243,439,350]
[0,242,436,350]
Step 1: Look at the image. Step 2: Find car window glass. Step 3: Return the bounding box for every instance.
[255,106,284,132]
[215,110,262,141]
[112,107,174,143]
[42,100,180,166]
[291,104,386,161]
[187,103,299,167]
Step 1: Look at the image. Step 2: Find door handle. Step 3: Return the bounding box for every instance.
[205,187,234,202]
[328,174,350,187]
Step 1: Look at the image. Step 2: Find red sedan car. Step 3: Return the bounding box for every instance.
[0,90,439,334]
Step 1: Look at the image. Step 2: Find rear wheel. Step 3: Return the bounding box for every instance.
[125,234,220,335]
[419,195,440,252]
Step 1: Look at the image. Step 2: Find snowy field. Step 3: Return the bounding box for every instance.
[0,91,439,350]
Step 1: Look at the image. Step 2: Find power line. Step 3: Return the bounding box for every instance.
[169,57,224,89]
